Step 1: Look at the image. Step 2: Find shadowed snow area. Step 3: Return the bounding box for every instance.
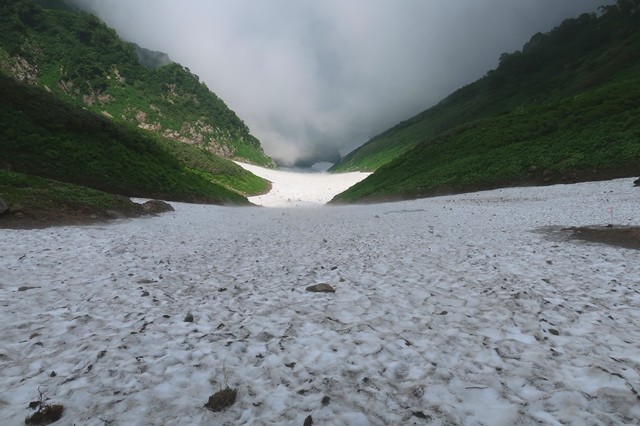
[235,162,371,207]
[1,178,639,425]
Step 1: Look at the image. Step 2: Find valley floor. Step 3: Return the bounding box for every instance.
[1,177,639,425]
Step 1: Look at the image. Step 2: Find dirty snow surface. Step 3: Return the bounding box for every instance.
[1,177,640,426]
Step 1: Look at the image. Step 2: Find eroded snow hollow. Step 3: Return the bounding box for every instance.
[1,177,639,425]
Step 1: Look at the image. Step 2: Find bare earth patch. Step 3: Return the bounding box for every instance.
[562,226,640,250]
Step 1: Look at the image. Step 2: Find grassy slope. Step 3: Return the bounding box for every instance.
[155,139,271,196]
[331,3,640,202]
[0,0,274,167]
[0,75,250,205]
[0,169,148,227]
[333,73,640,202]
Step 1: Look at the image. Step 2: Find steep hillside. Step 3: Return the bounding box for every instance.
[0,74,253,205]
[0,0,274,167]
[331,1,640,202]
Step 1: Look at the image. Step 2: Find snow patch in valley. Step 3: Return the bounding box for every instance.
[235,162,371,207]
[1,177,639,425]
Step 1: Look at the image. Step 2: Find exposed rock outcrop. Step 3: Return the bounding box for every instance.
[1,55,39,84]
[141,200,174,215]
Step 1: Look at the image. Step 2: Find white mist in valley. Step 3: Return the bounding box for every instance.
[68,0,613,165]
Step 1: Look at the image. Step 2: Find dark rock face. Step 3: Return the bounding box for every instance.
[634,178,640,187]
[0,198,8,216]
[141,200,174,214]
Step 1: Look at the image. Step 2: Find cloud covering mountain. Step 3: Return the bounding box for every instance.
[69,0,612,165]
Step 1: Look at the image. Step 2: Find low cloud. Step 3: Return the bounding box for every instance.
[70,0,612,165]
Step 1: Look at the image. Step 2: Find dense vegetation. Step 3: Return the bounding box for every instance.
[0,74,251,205]
[0,0,274,167]
[155,137,270,196]
[0,0,274,219]
[331,1,640,202]
[0,169,148,226]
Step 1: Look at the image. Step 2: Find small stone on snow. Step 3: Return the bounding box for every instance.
[306,283,335,293]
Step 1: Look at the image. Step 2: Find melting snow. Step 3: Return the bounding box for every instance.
[1,173,639,425]
[235,162,371,207]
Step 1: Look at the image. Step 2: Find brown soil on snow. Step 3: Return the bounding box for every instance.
[562,226,640,250]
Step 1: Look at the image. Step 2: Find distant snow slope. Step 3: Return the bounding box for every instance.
[1,178,639,425]
[235,162,371,207]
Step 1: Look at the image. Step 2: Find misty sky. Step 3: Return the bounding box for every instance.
[71,0,613,165]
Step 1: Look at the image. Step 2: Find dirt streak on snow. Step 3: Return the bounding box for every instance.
[1,177,639,425]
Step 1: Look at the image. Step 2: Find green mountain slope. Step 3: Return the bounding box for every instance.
[0,169,156,228]
[0,74,252,205]
[0,0,274,167]
[331,1,640,202]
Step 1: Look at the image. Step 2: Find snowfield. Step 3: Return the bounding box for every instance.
[1,172,639,425]
[235,162,371,207]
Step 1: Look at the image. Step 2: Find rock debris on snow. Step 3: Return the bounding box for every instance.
[0,176,639,425]
[204,387,238,412]
[305,283,336,293]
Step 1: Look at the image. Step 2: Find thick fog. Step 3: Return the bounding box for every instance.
[69,0,612,165]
